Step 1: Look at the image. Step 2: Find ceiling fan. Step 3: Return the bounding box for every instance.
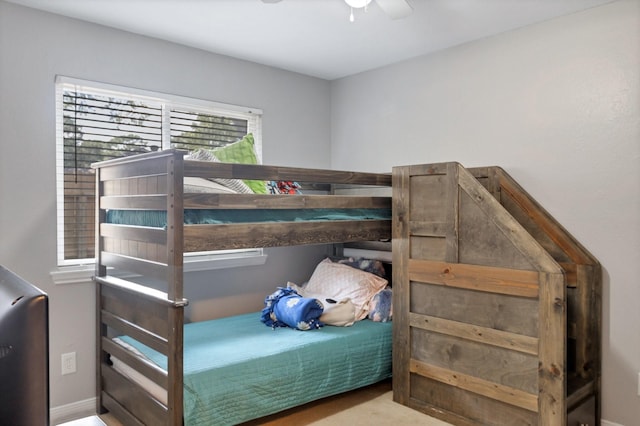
[345,0,413,21]
[261,0,413,22]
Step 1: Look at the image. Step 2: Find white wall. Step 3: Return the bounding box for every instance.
[2,0,639,423]
[331,1,640,424]
[0,1,332,415]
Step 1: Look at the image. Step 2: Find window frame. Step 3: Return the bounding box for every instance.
[52,76,266,283]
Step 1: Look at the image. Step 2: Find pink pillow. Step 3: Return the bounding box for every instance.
[305,259,388,321]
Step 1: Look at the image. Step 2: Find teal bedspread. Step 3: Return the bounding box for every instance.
[118,312,392,426]
[106,208,391,227]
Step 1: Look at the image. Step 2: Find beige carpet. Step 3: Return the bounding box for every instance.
[240,380,450,426]
[100,380,451,425]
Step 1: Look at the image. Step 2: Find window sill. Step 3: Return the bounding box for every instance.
[50,264,97,285]
[51,252,268,285]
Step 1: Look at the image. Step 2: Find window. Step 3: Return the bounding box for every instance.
[55,76,264,273]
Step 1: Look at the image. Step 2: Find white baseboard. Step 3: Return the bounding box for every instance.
[50,397,97,425]
[602,420,624,426]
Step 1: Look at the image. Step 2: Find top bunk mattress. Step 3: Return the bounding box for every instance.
[105,208,391,227]
[116,312,392,426]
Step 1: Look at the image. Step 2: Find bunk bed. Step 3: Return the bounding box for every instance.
[392,162,601,425]
[92,149,394,426]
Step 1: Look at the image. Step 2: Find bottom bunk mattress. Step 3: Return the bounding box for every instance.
[113,311,392,426]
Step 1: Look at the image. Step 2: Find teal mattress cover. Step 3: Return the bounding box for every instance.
[118,312,392,426]
[106,208,391,227]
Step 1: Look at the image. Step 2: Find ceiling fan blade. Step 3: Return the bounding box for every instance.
[375,0,413,19]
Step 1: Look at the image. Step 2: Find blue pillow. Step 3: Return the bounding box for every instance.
[368,288,392,322]
[261,287,324,330]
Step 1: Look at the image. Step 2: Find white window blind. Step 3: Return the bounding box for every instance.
[55,77,263,266]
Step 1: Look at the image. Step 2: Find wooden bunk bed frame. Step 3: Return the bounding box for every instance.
[392,162,601,425]
[92,149,392,426]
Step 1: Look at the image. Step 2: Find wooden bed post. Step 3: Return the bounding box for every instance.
[95,165,108,415]
[165,151,185,426]
[392,165,410,406]
[538,271,567,425]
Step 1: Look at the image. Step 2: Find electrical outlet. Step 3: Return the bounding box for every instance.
[61,352,76,375]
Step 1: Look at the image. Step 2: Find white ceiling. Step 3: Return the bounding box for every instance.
[6,0,615,80]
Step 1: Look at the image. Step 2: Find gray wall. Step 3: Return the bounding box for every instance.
[0,1,332,413]
[331,1,640,424]
[2,0,639,424]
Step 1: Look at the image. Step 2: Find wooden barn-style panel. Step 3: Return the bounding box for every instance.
[393,162,601,425]
[468,166,602,389]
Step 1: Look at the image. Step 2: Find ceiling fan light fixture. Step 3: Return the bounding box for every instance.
[345,0,372,22]
[345,0,372,9]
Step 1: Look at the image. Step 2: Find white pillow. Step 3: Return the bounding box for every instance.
[186,150,254,194]
[288,282,357,327]
[304,259,388,321]
[320,298,357,327]
[183,177,237,194]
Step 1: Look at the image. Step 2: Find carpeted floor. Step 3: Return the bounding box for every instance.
[99,379,451,425]
[241,379,451,426]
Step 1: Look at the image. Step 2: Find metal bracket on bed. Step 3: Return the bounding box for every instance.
[94,275,189,308]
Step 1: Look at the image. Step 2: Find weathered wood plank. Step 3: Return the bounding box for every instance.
[407,163,450,176]
[97,158,171,181]
[103,175,167,197]
[409,374,538,425]
[445,163,460,262]
[411,328,538,394]
[167,307,184,426]
[403,395,477,426]
[101,224,167,245]
[102,238,166,264]
[101,310,168,356]
[183,193,391,210]
[459,190,537,270]
[102,337,168,390]
[458,168,561,274]
[567,378,596,410]
[95,275,185,308]
[409,236,447,261]
[184,161,392,186]
[166,154,184,302]
[92,149,180,176]
[410,281,539,337]
[101,392,145,426]
[574,264,601,380]
[409,312,539,355]
[408,259,540,298]
[101,284,169,338]
[102,365,167,426]
[408,221,449,237]
[183,220,391,251]
[537,271,566,424]
[498,170,593,265]
[410,359,538,412]
[100,195,167,210]
[101,252,168,281]
[392,165,411,405]
[409,174,449,223]
[559,262,578,287]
